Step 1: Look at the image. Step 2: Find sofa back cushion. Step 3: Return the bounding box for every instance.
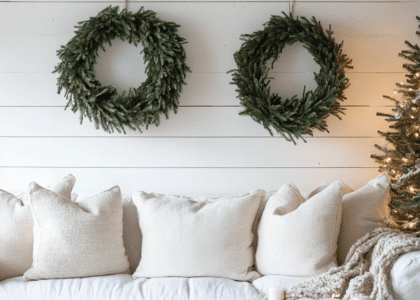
[82,192,268,275]
[132,189,265,281]
[0,175,75,281]
[23,184,129,281]
[120,195,142,274]
[256,181,344,277]
[302,174,391,265]
[337,174,391,264]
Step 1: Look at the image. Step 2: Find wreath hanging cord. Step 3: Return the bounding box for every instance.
[53,6,191,134]
[229,13,353,144]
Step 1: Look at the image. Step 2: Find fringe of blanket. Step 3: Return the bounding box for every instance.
[284,227,420,300]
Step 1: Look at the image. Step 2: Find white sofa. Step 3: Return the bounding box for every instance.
[1,254,419,300]
[1,178,420,300]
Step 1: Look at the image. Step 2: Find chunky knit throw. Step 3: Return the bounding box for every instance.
[284,227,420,300]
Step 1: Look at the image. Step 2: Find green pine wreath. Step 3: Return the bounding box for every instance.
[229,13,353,144]
[54,6,190,133]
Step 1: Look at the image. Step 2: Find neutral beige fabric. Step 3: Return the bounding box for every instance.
[256,181,344,277]
[23,184,129,281]
[304,181,354,201]
[73,193,142,274]
[132,189,265,281]
[0,175,75,281]
[337,174,391,265]
[21,175,76,205]
[285,227,420,300]
[121,195,142,274]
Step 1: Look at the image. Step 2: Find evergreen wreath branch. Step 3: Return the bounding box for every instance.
[53,6,191,133]
[229,13,353,144]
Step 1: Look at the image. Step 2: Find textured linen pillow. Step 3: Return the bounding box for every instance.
[0,174,76,281]
[132,189,265,281]
[256,181,344,277]
[74,192,263,275]
[337,174,391,265]
[23,184,129,281]
[144,192,268,272]
[73,192,141,274]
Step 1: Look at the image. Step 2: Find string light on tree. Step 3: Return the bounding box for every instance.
[371,16,420,236]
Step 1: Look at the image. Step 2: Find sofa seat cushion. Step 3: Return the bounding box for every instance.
[252,275,309,295]
[0,275,263,300]
[391,251,420,300]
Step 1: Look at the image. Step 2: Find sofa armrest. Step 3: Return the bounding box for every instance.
[390,250,420,300]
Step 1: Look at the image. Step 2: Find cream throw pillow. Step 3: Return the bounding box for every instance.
[0,175,75,281]
[337,174,391,264]
[256,181,344,277]
[302,175,391,265]
[132,189,265,281]
[23,184,129,281]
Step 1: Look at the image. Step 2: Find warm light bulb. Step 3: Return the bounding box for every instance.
[411,116,415,119]
[416,73,419,77]
[410,187,415,192]
[413,107,417,110]
[410,88,413,91]
[386,158,391,162]
[415,133,419,137]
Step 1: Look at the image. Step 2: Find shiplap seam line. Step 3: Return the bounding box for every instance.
[271,72,408,73]
[0,136,383,138]
[0,166,378,169]
[0,1,291,2]
[290,1,414,2]
[0,72,409,74]
[0,1,413,2]
[0,105,395,107]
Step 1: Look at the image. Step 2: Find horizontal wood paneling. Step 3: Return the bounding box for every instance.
[0,37,57,73]
[0,72,406,107]
[0,138,383,167]
[4,0,416,3]
[293,2,420,36]
[0,107,393,137]
[0,34,411,74]
[0,0,407,192]
[0,167,383,195]
[0,2,289,37]
[0,35,411,75]
[1,2,417,37]
[1,3,417,73]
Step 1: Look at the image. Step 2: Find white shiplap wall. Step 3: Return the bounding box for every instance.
[0,0,419,194]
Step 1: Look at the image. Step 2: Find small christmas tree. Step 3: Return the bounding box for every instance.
[371,16,420,235]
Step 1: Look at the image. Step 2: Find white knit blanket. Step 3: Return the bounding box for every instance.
[284,227,420,300]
